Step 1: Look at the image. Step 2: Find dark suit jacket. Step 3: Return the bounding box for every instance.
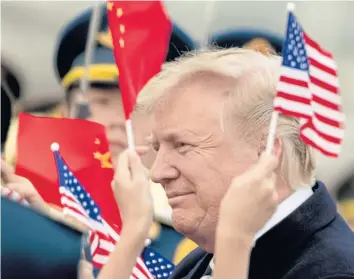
[170,182,354,279]
[1,198,83,279]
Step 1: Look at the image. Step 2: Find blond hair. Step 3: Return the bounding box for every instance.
[137,47,316,189]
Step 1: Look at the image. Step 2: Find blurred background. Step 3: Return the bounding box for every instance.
[1,1,353,217]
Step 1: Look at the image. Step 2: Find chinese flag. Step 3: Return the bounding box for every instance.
[107,1,172,119]
[15,113,122,230]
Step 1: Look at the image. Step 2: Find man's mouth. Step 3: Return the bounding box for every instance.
[167,192,193,206]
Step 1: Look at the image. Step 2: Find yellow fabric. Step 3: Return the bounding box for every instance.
[148,221,162,241]
[97,29,114,49]
[173,238,198,265]
[62,64,119,89]
[243,37,276,55]
[339,199,354,220]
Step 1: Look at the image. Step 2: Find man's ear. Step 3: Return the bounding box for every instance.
[257,136,283,159]
[273,137,283,160]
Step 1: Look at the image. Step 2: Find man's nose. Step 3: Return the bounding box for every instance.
[150,149,179,185]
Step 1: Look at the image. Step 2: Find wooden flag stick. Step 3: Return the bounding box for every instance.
[125,119,136,151]
[265,111,280,154]
[265,2,296,154]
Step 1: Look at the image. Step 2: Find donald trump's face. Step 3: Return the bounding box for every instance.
[149,75,260,252]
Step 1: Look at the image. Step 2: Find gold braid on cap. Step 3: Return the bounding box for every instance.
[243,38,276,55]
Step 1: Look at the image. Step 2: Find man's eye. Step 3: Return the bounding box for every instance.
[176,142,186,148]
[175,142,190,152]
[152,143,160,152]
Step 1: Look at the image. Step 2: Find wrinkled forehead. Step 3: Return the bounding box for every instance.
[150,78,229,141]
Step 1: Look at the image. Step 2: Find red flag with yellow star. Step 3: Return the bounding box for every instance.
[15,113,122,230]
[107,1,172,119]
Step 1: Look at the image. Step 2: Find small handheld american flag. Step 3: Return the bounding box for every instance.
[142,247,175,279]
[271,4,345,157]
[51,142,173,278]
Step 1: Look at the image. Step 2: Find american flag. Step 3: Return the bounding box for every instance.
[1,186,29,206]
[142,247,175,279]
[273,11,345,157]
[52,147,155,279]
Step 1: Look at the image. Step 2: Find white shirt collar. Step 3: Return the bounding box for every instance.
[254,187,313,243]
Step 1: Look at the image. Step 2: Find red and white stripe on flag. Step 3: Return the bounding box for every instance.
[59,186,154,279]
[273,11,344,157]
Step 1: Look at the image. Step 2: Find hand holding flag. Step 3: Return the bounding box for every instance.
[112,148,153,235]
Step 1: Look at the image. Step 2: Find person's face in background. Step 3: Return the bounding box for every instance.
[64,86,156,169]
[66,86,127,160]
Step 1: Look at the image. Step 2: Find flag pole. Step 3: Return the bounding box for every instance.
[265,111,280,154]
[125,119,135,151]
[70,2,102,119]
[265,2,295,155]
[80,2,102,95]
[199,0,216,51]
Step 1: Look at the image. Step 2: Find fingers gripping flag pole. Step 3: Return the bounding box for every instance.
[266,2,296,155]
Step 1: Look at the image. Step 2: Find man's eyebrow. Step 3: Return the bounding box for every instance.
[152,128,198,143]
[150,131,178,143]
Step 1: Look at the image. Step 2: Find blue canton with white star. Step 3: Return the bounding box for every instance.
[142,247,174,278]
[282,11,309,71]
[54,151,103,223]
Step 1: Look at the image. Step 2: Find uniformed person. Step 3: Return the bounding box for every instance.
[53,4,198,264]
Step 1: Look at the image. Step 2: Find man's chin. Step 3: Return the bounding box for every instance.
[171,208,198,236]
